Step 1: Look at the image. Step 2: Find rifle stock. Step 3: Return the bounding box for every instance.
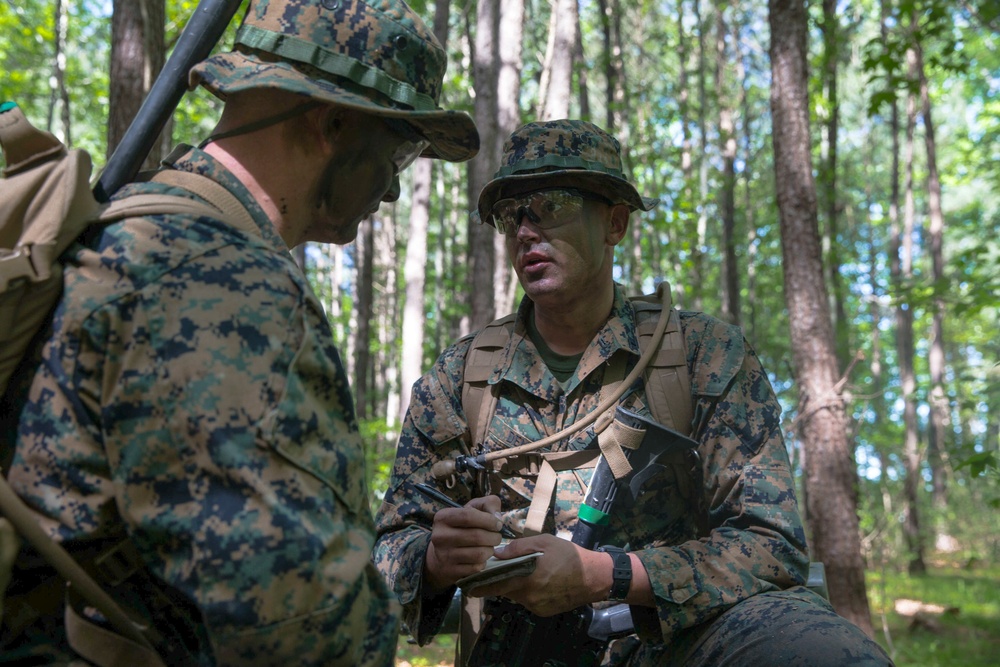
[93,0,245,202]
[467,407,698,666]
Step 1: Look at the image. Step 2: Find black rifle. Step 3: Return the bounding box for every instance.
[93,0,245,202]
[466,407,699,667]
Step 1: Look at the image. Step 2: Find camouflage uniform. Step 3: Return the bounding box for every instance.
[3,0,477,664]
[3,146,396,665]
[374,120,891,666]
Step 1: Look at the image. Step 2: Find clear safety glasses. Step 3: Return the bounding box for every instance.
[490,188,610,236]
[382,117,431,173]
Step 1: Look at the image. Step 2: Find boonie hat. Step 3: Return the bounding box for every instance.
[189,0,479,162]
[478,119,658,225]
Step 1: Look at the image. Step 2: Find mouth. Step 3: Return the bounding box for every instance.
[520,250,552,272]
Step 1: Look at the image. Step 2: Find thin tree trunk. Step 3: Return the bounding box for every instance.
[821,0,849,366]
[736,10,756,340]
[768,0,875,636]
[495,0,524,317]
[915,39,949,512]
[539,0,575,121]
[716,0,739,324]
[49,0,71,144]
[677,0,694,307]
[399,0,452,424]
[108,0,166,168]
[468,0,500,330]
[355,217,375,420]
[693,0,709,311]
[899,36,927,576]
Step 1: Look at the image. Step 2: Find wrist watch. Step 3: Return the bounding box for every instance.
[597,545,632,602]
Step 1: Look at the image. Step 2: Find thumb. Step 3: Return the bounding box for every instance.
[493,535,544,560]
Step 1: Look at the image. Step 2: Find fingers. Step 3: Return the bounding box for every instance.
[466,494,502,515]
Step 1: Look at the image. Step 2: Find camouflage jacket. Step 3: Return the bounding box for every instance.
[373,285,809,663]
[3,146,398,666]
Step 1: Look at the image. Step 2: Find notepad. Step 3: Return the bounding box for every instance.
[457,551,543,593]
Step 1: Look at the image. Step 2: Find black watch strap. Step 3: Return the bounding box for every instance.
[597,546,632,602]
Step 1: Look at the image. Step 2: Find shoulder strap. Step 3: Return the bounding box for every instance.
[632,285,693,435]
[461,282,693,449]
[462,314,516,447]
[99,169,260,239]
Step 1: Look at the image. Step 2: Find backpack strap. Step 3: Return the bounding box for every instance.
[632,289,692,435]
[461,314,516,448]
[461,285,693,452]
[99,169,260,239]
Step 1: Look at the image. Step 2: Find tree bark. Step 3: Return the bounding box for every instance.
[495,0,525,317]
[468,0,501,330]
[915,39,949,512]
[355,217,375,420]
[48,0,71,144]
[538,0,575,120]
[692,0,710,311]
[108,0,166,168]
[768,0,874,636]
[898,37,927,575]
[821,0,849,367]
[715,0,739,325]
[400,0,452,425]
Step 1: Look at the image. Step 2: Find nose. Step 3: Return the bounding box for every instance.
[514,209,541,241]
[383,174,401,203]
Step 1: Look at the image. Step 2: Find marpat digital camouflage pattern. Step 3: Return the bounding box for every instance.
[375,117,892,666]
[191,0,479,163]
[2,145,398,665]
[3,0,480,662]
[477,119,659,225]
[373,286,804,653]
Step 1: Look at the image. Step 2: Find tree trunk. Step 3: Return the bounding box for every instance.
[495,0,524,317]
[538,0,575,120]
[898,35,927,576]
[915,39,949,512]
[768,0,874,636]
[108,0,166,168]
[676,0,694,308]
[693,0,709,311]
[736,7,757,340]
[715,1,739,325]
[468,0,501,330]
[48,0,72,144]
[355,217,375,420]
[821,0,849,367]
[399,0,453,425]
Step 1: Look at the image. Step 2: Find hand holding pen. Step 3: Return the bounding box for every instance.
[413,482,516,539]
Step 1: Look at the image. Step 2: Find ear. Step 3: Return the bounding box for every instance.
[315,105,346,150]
[606,204,630,245]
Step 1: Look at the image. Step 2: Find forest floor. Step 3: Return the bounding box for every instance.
[394,557,1000,666]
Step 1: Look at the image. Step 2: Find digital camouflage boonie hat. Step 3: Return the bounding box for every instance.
[477,119,658,225]
[189,0,479,162]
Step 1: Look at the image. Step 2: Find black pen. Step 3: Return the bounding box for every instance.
[412,482,517,539]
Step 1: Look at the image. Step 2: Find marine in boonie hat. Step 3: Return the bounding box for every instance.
[189,0,479,162]
[477,119,658,225]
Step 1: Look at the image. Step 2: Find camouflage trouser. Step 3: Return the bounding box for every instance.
[614,587,894,667]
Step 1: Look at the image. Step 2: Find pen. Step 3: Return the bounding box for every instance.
[412,482,517,539]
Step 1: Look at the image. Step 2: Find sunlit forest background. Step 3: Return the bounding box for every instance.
[2,0,998,664]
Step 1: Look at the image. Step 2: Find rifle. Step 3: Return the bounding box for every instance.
[93,0,244,202]
[466,407,699,667]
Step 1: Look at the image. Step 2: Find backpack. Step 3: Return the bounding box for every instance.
[0,101,258,666]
